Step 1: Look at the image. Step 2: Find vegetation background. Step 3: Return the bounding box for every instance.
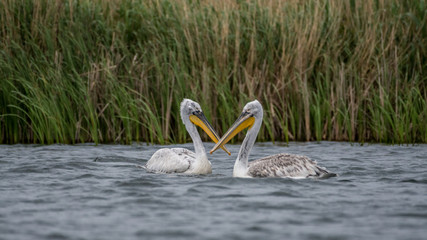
[0,0,426,144]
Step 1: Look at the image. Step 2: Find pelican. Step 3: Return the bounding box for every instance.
[210,100,337,178]
[145,99,230,174]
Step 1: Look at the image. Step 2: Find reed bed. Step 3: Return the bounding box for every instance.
[0,0,426,144]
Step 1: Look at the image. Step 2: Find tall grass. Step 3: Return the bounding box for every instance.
[0,0,426,144]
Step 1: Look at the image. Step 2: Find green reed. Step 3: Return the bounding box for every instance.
[0,0,426,144]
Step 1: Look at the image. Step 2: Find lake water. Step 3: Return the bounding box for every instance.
[1,142,426,240]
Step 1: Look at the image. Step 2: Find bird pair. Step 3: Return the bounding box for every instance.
[145,99,336,178]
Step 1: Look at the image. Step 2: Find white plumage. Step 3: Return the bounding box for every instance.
[146,148,211,174]
[145,99,229,174]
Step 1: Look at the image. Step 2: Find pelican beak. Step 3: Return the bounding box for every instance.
[210,111,255,154]
[189,111,231,155]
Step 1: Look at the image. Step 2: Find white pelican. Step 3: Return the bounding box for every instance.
[210,100,337,178]
[145,99,230,174]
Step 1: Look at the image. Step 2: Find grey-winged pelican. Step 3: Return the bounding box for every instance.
[145,99,230,174]
[210,100,336,178]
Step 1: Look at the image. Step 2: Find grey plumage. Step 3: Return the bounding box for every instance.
[210,100,337,178]
[247,153,336,178]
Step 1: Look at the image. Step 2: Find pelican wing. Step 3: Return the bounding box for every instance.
[145,148,195,173]
[248,153,334,178]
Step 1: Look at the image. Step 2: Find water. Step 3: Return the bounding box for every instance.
[1,142,426,240]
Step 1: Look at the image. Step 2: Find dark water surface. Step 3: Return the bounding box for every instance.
[1,142,426,240]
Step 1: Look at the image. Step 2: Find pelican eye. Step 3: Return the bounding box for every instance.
[192,110,202,115]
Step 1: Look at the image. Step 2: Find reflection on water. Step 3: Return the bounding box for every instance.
[1,142,427,240]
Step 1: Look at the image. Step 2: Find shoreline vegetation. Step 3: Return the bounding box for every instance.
[0,0,426,144]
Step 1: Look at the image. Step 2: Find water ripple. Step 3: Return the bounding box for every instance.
[1,142,427,240]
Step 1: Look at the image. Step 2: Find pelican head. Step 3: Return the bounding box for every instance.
[181,99,231,155]
[241,100,263,119]
[210,100,263,154]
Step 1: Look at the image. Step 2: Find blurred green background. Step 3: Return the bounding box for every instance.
[0,0,425,144]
